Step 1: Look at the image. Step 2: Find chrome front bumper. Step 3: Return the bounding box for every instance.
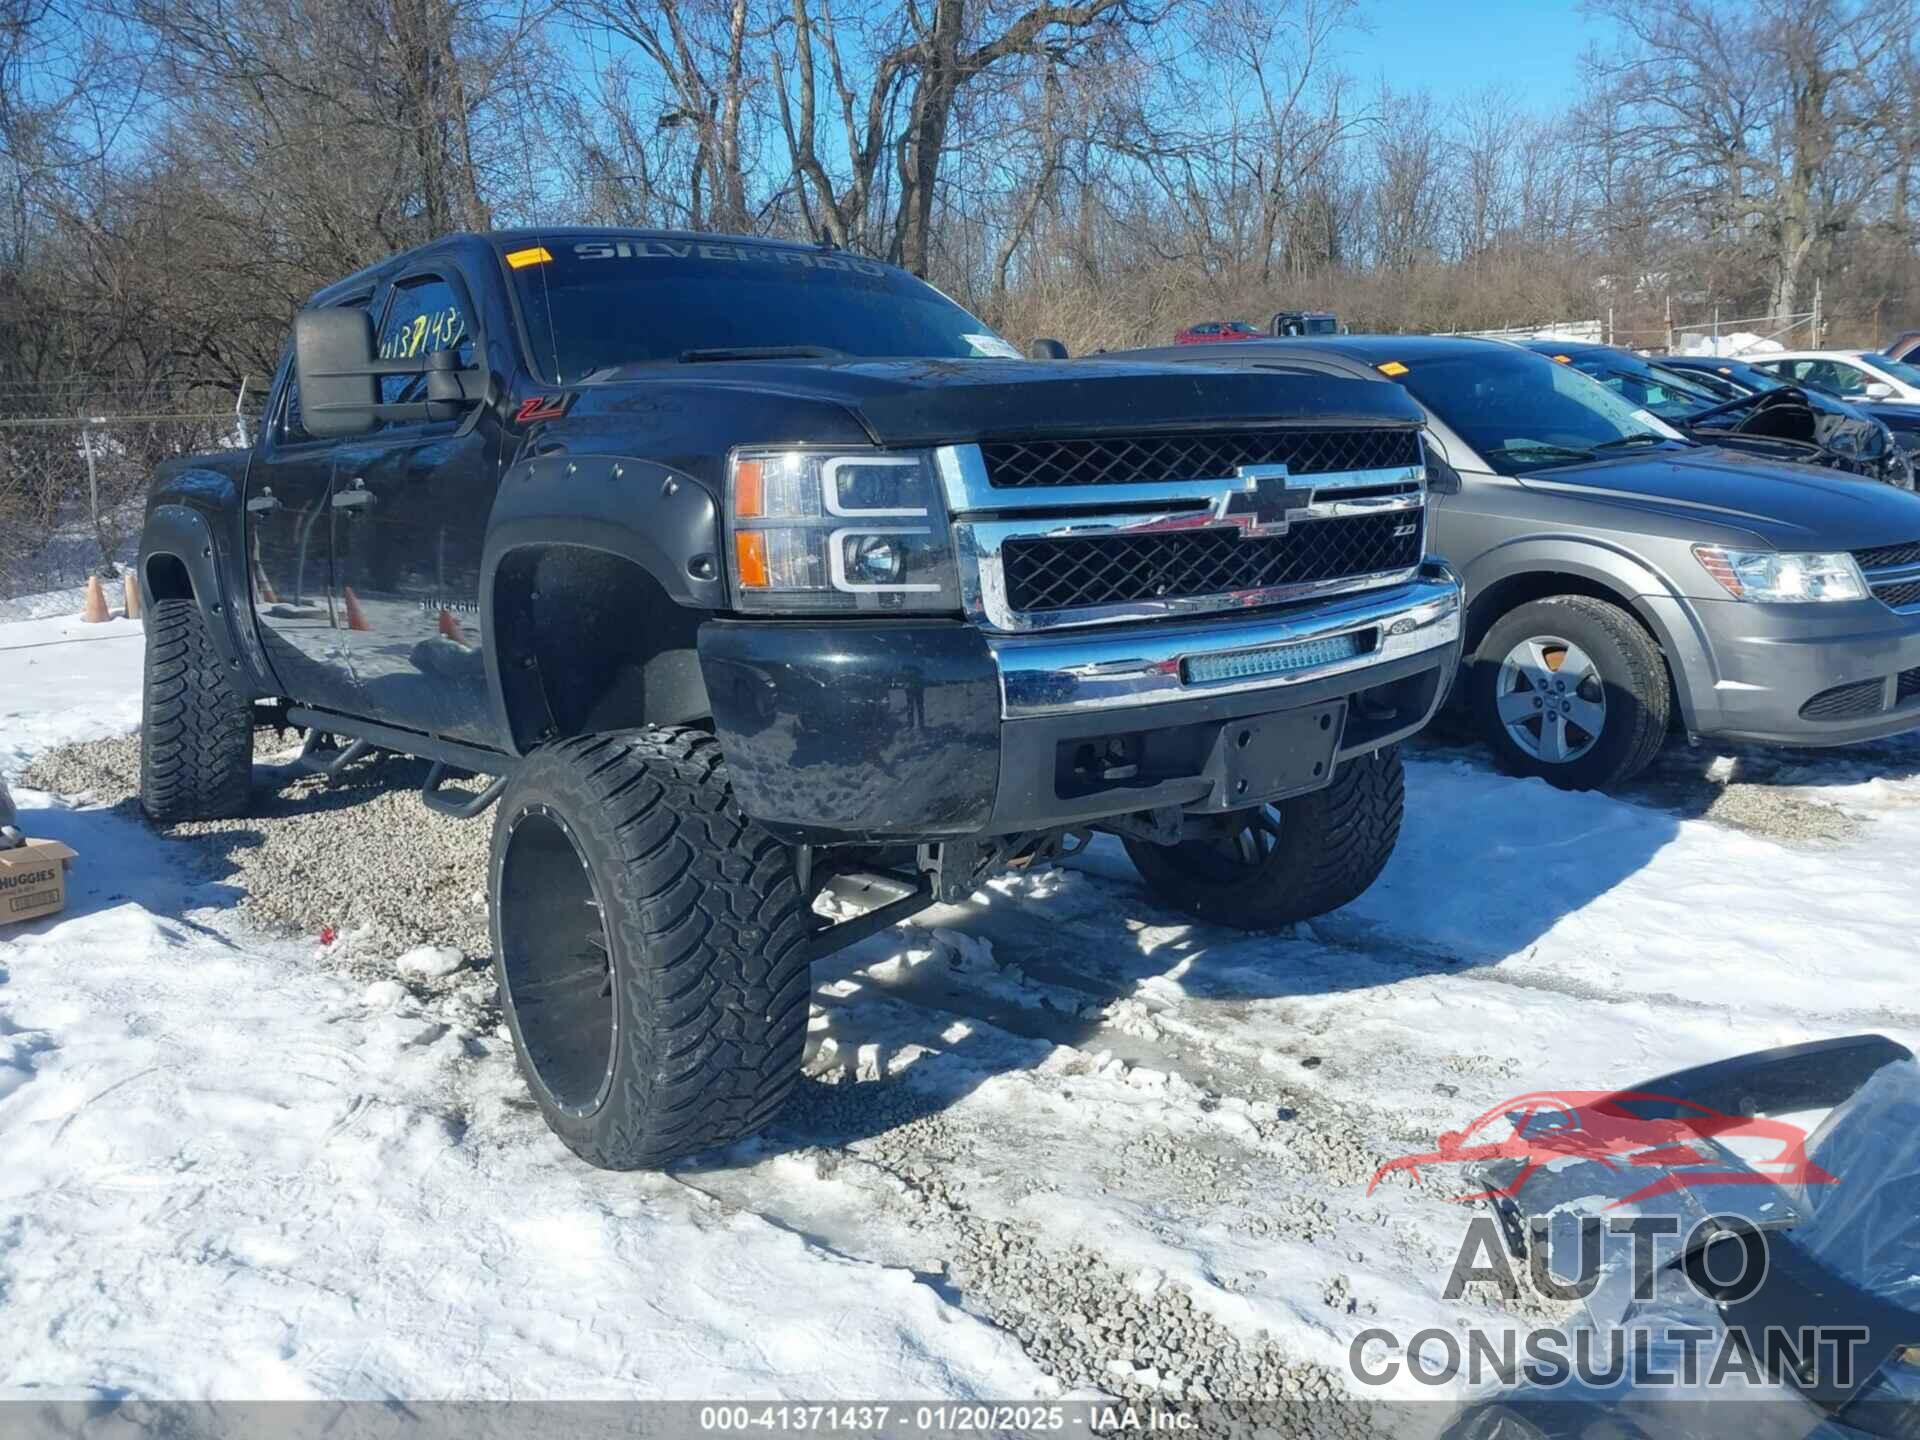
[985,564,1462,719]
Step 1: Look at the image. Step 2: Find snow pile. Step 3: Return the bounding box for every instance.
[7,602,1920,1405]
[1675,331,1784,357]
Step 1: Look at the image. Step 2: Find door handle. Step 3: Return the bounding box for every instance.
[332,480,376,512]
[245,490,281,514]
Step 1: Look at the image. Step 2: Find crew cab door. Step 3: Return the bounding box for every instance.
[328,266,503,745]
[246,300,371,710]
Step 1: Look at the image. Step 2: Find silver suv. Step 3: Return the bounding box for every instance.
[1118,336,1920,789]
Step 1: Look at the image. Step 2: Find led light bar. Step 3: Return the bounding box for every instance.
[1182,631,1368,686]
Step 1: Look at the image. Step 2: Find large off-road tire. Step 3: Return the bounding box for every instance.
[1123,745,1404,929]
[1469,595,1669,792]
[140,597,254,823]
[489,727,814,1170]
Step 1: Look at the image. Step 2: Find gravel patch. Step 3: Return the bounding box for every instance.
[20,729,495,961]
[784,1075,1379,1435]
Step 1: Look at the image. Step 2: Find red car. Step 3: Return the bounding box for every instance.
[1175,320,1263,345]
[1366,1087,1836,1209]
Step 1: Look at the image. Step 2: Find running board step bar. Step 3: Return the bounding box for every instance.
[420,763,509,820]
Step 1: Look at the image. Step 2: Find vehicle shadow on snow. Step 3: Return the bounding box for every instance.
[719,748,1709,1163]
[722,726,1920,1162]
[4,793,249,942]
[6,745,453,941]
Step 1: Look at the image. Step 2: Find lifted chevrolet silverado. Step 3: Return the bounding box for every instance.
[136,230,1462,1168]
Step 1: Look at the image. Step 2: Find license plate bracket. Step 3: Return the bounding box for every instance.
[1206,700,1348,809]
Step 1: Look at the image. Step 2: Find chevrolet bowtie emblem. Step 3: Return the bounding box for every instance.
[1216,464,1315,537]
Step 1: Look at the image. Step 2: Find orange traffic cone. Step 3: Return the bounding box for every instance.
[342,586,373,632]
[436,607,467,644]
[80,576,110,623]
[123,572,142,620]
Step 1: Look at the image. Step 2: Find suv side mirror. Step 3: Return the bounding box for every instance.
[1865,380,1895,400]
[294,308,381,438]
[1028,338,1069,360]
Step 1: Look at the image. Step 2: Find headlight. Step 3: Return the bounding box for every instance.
[727,448,960,613]
[1692,545,1868,602]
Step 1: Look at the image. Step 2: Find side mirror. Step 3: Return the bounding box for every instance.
[1028,338,1069,360]
[1865,381,1895,400]
[294,308,380,438]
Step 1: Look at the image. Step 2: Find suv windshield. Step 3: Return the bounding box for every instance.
[1666,358,1785,396]
[506,235,1019,381]
[1549,349,1720,421]
[1387,349,1685,475]
[1872,355,1920,386]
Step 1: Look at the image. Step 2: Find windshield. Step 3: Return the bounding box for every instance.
[1694,359,1786,394]
[1387,349,1685,475]
[1651,362,1748,402]
[1551,349,1721,420]
[505,236,1019,381]
[1871,355,1920,386]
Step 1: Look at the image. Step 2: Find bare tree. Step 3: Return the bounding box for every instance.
[1587,0,1909,326]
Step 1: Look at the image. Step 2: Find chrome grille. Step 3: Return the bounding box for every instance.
[1001,513,1423,614]
[980,429,1422,488]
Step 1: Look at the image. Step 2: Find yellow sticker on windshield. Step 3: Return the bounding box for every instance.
[506,246,554,269]
[1551,354,1572,364]
[1377,361,1409,376]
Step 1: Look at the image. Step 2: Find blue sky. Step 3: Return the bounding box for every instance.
[1335,0,1601,110]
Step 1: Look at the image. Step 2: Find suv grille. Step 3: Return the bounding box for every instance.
[1002,513,1422,614]
[981,428,1421,488]
[1801,678,1886,721]
[1876,579,1920,609]
[1855,539,1920,610]
[1855,540,1920,569]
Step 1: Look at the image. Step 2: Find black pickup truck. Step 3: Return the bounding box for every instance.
[136,229,1462,1168]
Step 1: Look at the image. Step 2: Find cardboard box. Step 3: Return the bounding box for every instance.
[0,839,76,926]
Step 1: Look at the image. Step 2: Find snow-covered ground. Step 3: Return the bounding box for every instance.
[4,604,1919,1408]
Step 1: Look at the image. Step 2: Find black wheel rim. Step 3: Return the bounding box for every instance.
[498,806,617,1116]
[1156,804,1285,880]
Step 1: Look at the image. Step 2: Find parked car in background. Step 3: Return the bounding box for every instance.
[1174,319,1263,344]
[1272,311,1340,337]
[1877,330,1920,364]
[1102,335,1920,790]
[1520,341,1910,487]
[1751,350,1920,406]
[1657,352,1920,485]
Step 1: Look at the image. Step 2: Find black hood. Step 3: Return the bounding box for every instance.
[589,357,1424,447]
[1520,445,1920,550]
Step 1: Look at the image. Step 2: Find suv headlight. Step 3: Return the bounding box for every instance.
[1693,545,1868,602]
[726,448,960,613]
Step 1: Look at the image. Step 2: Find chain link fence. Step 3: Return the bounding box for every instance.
[0,388,259,601]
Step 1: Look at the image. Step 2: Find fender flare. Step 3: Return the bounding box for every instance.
[139,504,248,674]
[1462,534,1713,733]
[479,453,727,752]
